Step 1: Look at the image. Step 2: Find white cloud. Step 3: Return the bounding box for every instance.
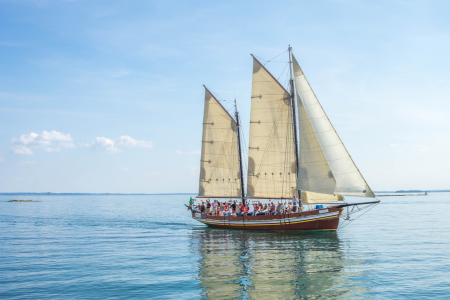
[84,137,118,153]
[120,167,129,171]
[84,135,152,153]
[115,136,152,148]
[173,150,200,155]
[11,130,75,155]
[0,158,5,162]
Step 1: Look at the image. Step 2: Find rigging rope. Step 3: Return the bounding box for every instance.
[337,202,379,230]
[262,50,288,66]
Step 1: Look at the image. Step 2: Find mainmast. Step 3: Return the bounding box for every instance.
[288,46,300,198]
[235,99,246,205]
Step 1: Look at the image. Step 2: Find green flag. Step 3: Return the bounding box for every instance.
[189,197,193,205]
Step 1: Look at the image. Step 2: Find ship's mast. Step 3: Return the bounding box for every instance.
[235,99,246,205]
[288,46,300,198]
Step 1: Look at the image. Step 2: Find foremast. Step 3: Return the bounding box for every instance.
[235,100,246,205]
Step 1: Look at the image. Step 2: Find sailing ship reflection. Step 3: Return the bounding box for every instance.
[189,228,371,299]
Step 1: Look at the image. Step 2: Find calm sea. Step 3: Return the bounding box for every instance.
[0,193,449,299]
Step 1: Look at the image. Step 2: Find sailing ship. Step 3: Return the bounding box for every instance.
[189,46,379,231]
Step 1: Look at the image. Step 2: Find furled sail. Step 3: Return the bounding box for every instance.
[246,56,297,199]
[293,55,374,197]
[198,86,242,197]
[301,191,343,204]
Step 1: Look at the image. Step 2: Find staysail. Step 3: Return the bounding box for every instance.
[247,56,297,199]
[292,55,374,198]
[198,86,242,197]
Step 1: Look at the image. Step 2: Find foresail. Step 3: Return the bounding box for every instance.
[199,87,242,197]
[293,55,375,198]
[247,57,297,199]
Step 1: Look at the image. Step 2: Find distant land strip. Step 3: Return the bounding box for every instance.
[0,193,197,196]
[0,190,449,196]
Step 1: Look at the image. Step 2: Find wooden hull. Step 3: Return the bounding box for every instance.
[191,206,342,231]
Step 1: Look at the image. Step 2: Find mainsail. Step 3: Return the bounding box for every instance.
[292,55,374,198]
[198,86,242,197]
[247,56,297,199]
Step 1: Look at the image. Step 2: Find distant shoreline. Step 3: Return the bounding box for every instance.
[0,190,449,196]
[0,193,197,196]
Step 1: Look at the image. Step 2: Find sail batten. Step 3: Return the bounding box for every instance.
[293,55,374,198]
[198,87,242,198]
[246,56,297,199]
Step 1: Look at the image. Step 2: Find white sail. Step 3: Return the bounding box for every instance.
[198,87,242,197]
[247,56,297,199]
[293,55,374,197]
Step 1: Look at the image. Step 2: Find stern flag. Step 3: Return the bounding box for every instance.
[189,197,193,205]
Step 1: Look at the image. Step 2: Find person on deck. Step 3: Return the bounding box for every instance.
[206,200,211,215]
[222,202,226,216]
[292,196,299,213]
[231,201,237,215]
[276,202,282,215]
[218,200,222,215]
[253,204,260,216]
[212,200,218,216]
[270,202,276,215]
[244,204,250,215]
[201,202,206,214]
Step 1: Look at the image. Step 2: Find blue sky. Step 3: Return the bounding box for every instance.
[1,0,449,193]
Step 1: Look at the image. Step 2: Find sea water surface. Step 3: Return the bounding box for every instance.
[0,193,449,299]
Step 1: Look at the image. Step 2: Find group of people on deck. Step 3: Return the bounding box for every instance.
[193,196,302,216]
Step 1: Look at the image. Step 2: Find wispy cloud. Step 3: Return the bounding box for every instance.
[0,157,5,162]
[11,130,75,155]
[84,135,152,153]
[120,167,129,171]
[173,150,201,155]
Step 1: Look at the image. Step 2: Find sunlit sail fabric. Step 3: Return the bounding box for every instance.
[198,87,242,197]
[293,55,374,197]
[246,57,297,198]
[301,191,343,204]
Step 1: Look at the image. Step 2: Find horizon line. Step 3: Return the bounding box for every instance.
[1,190,449,195]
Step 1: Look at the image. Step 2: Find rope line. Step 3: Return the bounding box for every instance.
[337,203,378,230]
